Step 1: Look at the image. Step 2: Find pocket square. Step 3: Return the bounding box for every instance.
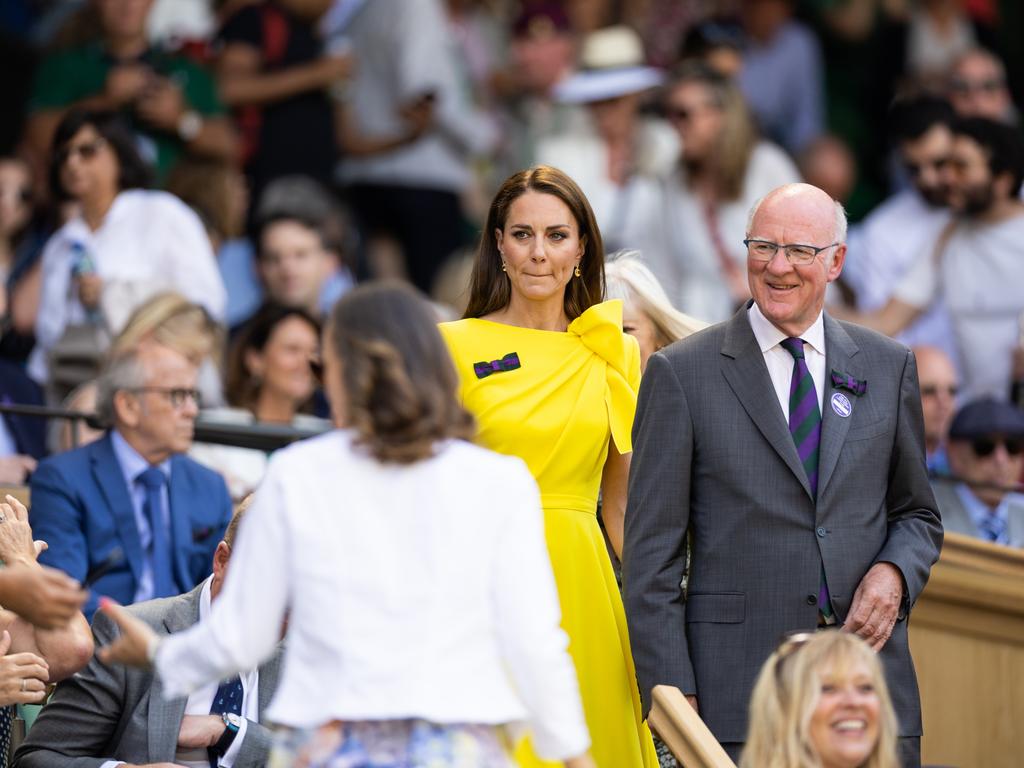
[830,369,867,396]
[474,352,521,379]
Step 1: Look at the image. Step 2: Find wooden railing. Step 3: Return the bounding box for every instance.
[649,685,736,768]
[910,532,1024,768]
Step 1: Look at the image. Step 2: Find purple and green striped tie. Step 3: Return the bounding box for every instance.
[780,337,833,621]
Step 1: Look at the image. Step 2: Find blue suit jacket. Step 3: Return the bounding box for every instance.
[30,433,232,619]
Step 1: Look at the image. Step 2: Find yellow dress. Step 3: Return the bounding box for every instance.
[440,300,658,768]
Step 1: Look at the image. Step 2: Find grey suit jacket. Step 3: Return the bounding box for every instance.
[13,583,283,768]
[932,478,1024,547]
[623,306,943,743]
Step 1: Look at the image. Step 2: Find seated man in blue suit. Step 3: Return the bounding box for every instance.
[29,341,232,619]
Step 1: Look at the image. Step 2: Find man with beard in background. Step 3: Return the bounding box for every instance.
[840,96,959,365]
[849,117,1024,402]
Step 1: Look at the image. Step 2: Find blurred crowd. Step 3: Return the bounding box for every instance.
[0,0,1020,526]
[0,2,1021,766]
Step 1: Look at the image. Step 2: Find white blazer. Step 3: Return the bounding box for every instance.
[155,430,590,760]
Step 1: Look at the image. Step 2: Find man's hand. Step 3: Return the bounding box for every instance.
[104,64,151,107]
[135,78,187,132]
[76,273,103,309]
[0,494,41,566]
[96,599,159,668]
[843,562,904,651]
[0,630,49,706]
[0,456,36,485]
[177,714,226,749]
[0,562,86,629]
[398,94,435,142]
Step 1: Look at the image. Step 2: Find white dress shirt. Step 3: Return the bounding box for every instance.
[748,303,826,420]
[155,431,590,761]
[103,577,258,768]
[29,189,227,383]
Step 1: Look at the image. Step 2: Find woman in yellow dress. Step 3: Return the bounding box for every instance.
[440,166,658,768]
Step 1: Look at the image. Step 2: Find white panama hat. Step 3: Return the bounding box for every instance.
[554,25,664,103]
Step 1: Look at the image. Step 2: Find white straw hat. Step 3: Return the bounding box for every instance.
[554,25,663,103]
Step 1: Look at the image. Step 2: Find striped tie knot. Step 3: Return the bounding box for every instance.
[781,337,806,359]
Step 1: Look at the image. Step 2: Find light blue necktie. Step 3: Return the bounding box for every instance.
[136,467,176,598]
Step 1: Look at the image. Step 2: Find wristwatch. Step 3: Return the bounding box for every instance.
[212,712,242,757]
[177,110,203,142]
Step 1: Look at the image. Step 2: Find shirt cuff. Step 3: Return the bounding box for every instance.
[218,716,248,767]
[99,762,125,768]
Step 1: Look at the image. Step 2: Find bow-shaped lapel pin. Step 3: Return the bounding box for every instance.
[474,352,521,380]
[830,369,867,396]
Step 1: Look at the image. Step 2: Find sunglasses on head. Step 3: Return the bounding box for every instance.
[971,436,1023,458]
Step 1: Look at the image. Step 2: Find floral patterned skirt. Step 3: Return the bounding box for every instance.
[267,719,516,768]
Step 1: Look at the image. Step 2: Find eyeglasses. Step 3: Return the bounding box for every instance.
[744,239,839,266]
[971,437,1023,458]
[920,384,958,399]
[57,137,106,166]
[950,77,1005,95]
[665,103,712,124]
[904,158,948,179]
[128,387,202,409]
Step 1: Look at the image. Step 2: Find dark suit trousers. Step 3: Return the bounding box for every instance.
[721,737,920,767]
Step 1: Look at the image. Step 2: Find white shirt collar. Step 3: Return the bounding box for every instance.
[748,302,826,357]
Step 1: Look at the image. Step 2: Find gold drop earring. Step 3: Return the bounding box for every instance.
[574,264,582,278]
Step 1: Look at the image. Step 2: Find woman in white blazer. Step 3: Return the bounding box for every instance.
[97,281,594,768]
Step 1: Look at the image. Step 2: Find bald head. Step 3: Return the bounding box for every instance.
[747,183,848,252]
[913,346,959,452]
[745,183,847,337]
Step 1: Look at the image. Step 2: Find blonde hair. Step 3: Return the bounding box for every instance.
[741,632,900,768]
[112,292,223,365]
[604,250,707,348]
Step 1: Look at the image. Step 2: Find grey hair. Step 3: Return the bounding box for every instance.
[745,192,848,264]
[94,349,149,427]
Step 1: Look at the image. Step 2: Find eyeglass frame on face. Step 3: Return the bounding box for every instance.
[126,386,202,409]
[949,77,1005,95]
[743,238,840,266]
[56,137,107,167]
[920,384,958,399]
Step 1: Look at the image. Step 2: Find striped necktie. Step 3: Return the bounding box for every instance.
[780,337,833,620]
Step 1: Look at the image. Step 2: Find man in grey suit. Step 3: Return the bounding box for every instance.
[623,183,943,766]
[932,398,1024,547]
[14,500,281,768]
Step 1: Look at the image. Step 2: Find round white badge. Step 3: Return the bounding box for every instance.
[830,392,853,418]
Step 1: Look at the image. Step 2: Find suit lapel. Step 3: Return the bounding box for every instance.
[168,457,192,592]
[91,434,144,585]
[720,307,813,500]
[147,587,202,761]
[818,315,862,501]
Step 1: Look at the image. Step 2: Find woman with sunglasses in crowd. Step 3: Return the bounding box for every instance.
[742,631,899,768]
[96,282,596,768]
[28,109,226,395]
